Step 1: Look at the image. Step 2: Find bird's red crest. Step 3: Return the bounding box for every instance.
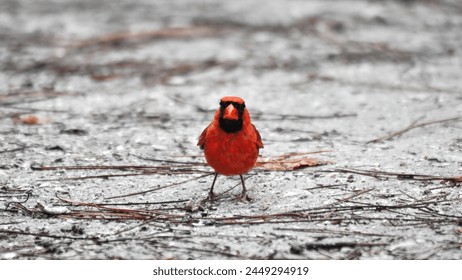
[220,96,245,104]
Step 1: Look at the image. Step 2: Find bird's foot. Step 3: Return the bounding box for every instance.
[235,192,252,202]
[202,191,217,203]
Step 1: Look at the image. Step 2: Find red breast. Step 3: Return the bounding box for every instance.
[198,96,263,175]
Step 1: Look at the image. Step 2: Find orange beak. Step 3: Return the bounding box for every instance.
[223,104,239,120]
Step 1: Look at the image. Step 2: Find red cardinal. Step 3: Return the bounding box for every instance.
[198,96,263,201]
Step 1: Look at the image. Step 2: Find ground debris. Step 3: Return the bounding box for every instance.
[255,151,331,171]
[1,0,461,260]
[68,26,220,49]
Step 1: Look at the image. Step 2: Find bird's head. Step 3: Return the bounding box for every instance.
[217,96,247,133]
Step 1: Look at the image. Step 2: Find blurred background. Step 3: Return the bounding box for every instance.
[0,0,461,259]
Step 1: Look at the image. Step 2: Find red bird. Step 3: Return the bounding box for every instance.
[198,96,263,201]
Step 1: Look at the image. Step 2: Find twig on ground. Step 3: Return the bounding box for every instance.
[105,173,213,199]
[4,190,32,211]
[274,227,396,237]
[305,242,388,250]
[32,162,209,173]
[0,90,80,106]
[132,154,207,165]
[254,113,357,121]
[367,116,462,143]
[54,199,189,207]
[331,188,375,205]
[38,171,207,181]
[321,168,462,183]
[68,26,219,49]
[0,146,28,154]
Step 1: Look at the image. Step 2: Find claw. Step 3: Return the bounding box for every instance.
[235,175,252,202]
[235,192,252,202]
[205,191,217,202]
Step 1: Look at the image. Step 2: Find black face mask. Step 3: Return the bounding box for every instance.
[218,101,245,133]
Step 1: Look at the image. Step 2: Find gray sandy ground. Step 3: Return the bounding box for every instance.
[0,0,461,259]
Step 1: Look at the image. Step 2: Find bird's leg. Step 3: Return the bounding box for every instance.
[236,175,252,202]
[205,173,218,201]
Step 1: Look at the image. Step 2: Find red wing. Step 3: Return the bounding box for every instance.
[197,124,209,149]
[253,124,264,149]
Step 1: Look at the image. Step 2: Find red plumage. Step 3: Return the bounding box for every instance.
[198,96,263,201]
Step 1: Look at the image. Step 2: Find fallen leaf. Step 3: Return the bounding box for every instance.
[91,73,121,81]
[452,176,462,182]
[21,115,39,125]
[12,114,50,125]
[255,152,330,171]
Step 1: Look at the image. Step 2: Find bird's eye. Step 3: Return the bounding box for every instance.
[232,102,245,111]
[220,101,231,109]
